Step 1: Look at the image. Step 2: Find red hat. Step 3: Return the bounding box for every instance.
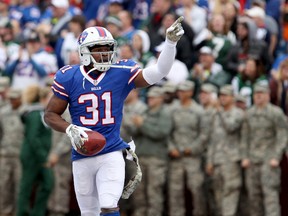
[0,0,10,5]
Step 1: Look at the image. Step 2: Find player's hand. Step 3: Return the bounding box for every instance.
[166,16,185,43]
[65,124,92,150]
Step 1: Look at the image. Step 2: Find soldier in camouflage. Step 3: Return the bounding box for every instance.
[206,85,245,216]
[0,77,10,109]
[47,109,72,216]
[0,89,24,216]
[120,89,147,215]
[168,80,207,216]
[242,83,288,216]
[199,83,218,216]
[131,86,172,216]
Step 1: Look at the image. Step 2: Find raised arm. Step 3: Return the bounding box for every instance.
[134,16,185,88]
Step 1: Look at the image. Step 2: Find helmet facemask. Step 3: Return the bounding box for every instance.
[80,42,117,72]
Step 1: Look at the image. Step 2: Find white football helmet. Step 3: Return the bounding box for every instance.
[78,26,117,72]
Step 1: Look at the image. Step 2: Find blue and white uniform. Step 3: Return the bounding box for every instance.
[52,61,141,161]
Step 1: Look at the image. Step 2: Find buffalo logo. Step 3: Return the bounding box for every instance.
[78,31,88,45]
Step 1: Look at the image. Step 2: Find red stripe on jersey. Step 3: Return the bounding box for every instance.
[51,86,69,97]
[95,27,106,37]
[53,80,65,90]
[128,69,142,84]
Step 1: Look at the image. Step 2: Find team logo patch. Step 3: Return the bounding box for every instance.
[78,31,88,45]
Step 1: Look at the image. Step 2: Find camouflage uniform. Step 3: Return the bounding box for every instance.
[121,90,147,143]
[48,109,72,216]
[168,81,208,216]
[199,83,218,216]
[132,87,172,216]
[0,77,10,109]
[243,84,288,216]
[0,89,24,216]
[120,89,147,215]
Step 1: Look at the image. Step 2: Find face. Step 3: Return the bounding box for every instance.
[253,92,269,106]
[90,45,113,63]
[162,14,175,30]
[177,90,193,102]
[9,97,22,109]
[199,91,211,106]
[237,23,248,40]
[244,59,257,78]
[119,44,134,59]
[199,53,214,68]
[223,3,237,19]
[281,66,288,80]
[132,34,142,52]
[147,96,163,108]
[211,14,225,33]
[219,94,234,107]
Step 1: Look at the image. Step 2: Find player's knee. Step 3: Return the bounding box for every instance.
[100,207,120,216]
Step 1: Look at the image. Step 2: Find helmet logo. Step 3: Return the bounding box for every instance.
[78,31,88,45]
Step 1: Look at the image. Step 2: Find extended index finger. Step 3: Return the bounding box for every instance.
[171,16,184,28]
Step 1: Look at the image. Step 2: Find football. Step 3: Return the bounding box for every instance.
[77,131,106,156]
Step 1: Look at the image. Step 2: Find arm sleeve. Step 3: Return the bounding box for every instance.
[142,39,177,85]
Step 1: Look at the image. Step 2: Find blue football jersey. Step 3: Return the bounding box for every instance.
[52,60,142,161]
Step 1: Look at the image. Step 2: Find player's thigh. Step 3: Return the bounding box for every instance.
[97,150,125,208]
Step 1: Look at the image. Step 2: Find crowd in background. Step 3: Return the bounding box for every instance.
[0,0,288,216]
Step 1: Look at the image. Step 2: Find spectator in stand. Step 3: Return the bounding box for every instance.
[150,12,195,70]
[95,0,124,26]
[41,0,82,48]
[0,76,10,108]
[103,15,128,47]
[4,31,58,90]
[222,1,239,35]
[126,0,152,29]
[190,46,231,99]
[204,13,235,67]
[245,6,278,58]
[55,14,86,68]
[131,30,156,68]
[0,21,20,74]
[175,0,207,47]
[270,58,288,116]
[225,17,271,76]
[232,57,268,108]
[16,85,54,216]
[16,0,41,34]
[143,0,175,51]
[118,10,136,41]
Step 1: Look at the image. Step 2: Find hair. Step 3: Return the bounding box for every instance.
[22,85,41,104]
[39,86,52,99]
[275,58,288,81]
[241,56,265,82]
[70,15,87,31]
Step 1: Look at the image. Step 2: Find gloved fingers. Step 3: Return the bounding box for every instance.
[170,16,184,29]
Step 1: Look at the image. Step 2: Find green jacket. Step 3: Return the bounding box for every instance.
[21,104,52,165]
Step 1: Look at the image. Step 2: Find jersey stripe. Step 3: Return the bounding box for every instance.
[51,86,68,97]
[128,69,142,84]
[95,27,107,37]
[53,80,65,90]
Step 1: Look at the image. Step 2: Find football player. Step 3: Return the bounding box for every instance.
[44,17,184,216]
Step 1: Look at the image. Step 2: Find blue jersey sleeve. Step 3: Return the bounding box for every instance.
[114,59,142,89]
[51,65,77,101]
